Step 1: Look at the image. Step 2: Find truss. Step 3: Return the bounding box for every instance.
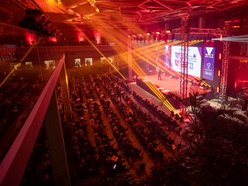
[219,21,231,101]
[180,16,189,113]
[172,27,224,40]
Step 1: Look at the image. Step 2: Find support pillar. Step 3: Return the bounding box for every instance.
[199,17,205,28]
[219,21,231,101]
[180,16,189,113]
[44,92,71,186]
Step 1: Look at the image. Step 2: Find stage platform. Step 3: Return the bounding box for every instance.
[138,74,210,96]
[136,74,212,109]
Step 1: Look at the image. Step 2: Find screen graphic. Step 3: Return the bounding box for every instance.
[202,47,215,81]
[171,46,202,77]
[164,45,171,68]
[75,58,81,67]
[85,58,93,66]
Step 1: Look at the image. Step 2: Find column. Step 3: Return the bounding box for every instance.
[44,92,71,186]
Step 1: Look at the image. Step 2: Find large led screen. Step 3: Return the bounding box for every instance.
[171,46,202,77]
[164,45,171,68]
[202,47,215,81]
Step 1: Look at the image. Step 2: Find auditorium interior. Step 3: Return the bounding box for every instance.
[0,0,248,185]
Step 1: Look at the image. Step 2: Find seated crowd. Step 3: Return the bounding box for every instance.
[62,77,136,185]
[0,67,61,185]
[0,67,52,160]
[61,73,181,184]
[21,126,54,186]
[22,72,183,185]
[0,46,16,63]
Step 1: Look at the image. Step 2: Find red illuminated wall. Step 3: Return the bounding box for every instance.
[237,62,248,82]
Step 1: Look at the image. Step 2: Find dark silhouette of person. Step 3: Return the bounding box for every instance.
[157,67,162,80]
[19,9,42,32]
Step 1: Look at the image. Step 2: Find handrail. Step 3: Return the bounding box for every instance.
[0,54,65,186]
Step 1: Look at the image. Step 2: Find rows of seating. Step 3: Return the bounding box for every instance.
[63,77,136,185]
[89,74,186,185]
[117,77,182,140]
[0,68,51,160]
[20,70,187,185]
[94,75,167,163]
[67,75,181,183]
[0,46,16,63]
[93,77,143,164]
[133,91,179,127]
[128,97,175,150]
[105,75,176,149]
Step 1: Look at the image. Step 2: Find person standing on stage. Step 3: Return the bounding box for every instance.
[157,67,162,80]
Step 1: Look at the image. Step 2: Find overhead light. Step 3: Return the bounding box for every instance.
[79,2,87,5]
[95,7,100,12]
[88,0,96,5]
[57,0,62,5]
[71,5,77,9]
[232,25,240,28]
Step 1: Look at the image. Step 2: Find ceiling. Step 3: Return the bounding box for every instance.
[33,0,248,24]
[31,0,248,39]
[1,0,248,43]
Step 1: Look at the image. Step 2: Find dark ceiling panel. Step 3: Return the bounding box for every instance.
[5,0,247,41]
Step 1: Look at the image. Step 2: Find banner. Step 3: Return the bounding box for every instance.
[202,47,215,80]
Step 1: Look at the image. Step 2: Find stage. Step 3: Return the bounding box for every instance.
[139,74,179,94]
[136,74,212,109]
